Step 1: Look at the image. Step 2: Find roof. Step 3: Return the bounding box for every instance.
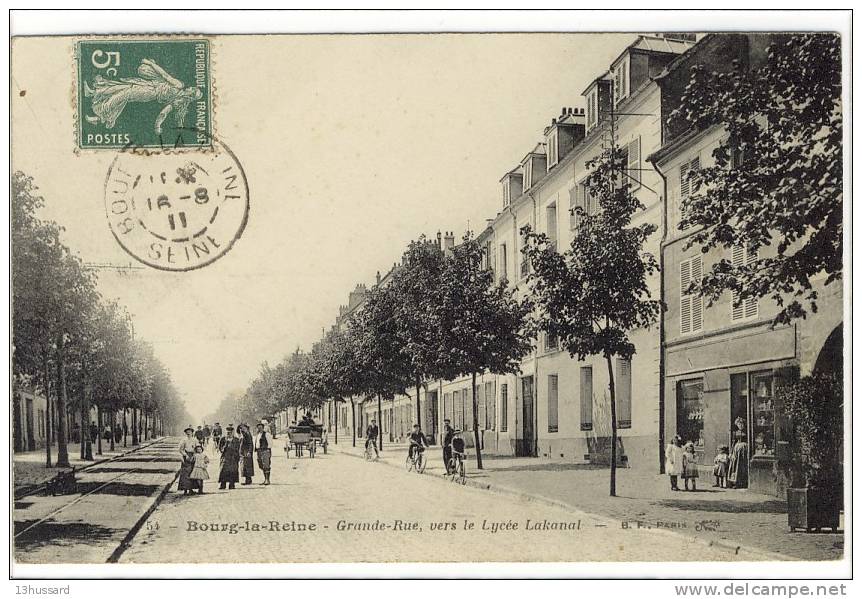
[521,142,547,161]
[498,165,524,183]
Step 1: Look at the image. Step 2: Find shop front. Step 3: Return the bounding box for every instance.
[665,323,798,497]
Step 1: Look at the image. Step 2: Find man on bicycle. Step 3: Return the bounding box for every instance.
[442,419,454,474]
[365,419,380,458]
[407,423,428,461]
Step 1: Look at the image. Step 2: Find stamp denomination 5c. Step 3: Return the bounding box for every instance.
[77,39,211,150]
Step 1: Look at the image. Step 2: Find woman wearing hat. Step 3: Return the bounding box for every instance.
[178,426,199,495]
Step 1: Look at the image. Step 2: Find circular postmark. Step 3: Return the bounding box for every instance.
[104,134,249,271]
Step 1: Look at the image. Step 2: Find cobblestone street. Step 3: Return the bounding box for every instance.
[121,438,745,563]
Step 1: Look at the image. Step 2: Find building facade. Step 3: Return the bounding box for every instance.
[650,33,844,497]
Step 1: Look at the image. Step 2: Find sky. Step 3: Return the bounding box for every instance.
[12,33,636,420]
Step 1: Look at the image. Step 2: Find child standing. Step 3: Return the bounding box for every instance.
[190,445,210,495]
[712,445,729,488]
[682,442,699,491]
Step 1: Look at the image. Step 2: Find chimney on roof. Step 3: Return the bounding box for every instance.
[436,230,442,249]
[376,270,381,286]
[443,231,455,252]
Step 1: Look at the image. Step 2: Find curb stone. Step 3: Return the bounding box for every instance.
[336,445,791,562]
[13,436,168,500]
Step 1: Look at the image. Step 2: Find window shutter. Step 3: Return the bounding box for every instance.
[568,186,578,230]
[621,59,628,98]
[627,137,641,188]
[547,204,558,247]
[548,374,559,433]
[680,162,690,198]
[580,367,593,431]
[731,245,745,321]
[616,358,632,428]
[486,381,495,430]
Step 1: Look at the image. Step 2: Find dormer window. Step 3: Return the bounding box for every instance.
[523,160,533,191]
[502,179,511,207]
[547,129,559,169]
[586,89,598,131]
[613,55,629,106]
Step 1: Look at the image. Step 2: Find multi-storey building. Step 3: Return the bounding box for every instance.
[297,34,841,490]
[649,33,844,497]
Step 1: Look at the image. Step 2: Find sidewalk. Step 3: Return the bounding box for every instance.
[14,437,165,496]
[333,440,844,561]
[13,438,180,564]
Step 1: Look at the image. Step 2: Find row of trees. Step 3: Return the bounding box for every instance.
[232,34,841,497]
[12,171,190,468]
[234,235,534,469]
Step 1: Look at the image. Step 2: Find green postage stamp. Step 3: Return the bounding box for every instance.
[77,39,211,149]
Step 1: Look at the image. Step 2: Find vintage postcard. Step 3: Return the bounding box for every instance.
[8,10,851,583]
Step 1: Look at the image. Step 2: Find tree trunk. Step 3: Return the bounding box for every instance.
[54,335,71,467]
[377,394,383,451]
[123,408,128,447]
[415,379,422,431]
[131,408,139,445]
[96,404,103,455]
[109,410,116,451]
[605,353,618,498]
[80,360,93,460]
[43,348,53,468]
[13,390,23,453]
[350,399,356,447]
[471,372,484,470]
[334,400,339,445]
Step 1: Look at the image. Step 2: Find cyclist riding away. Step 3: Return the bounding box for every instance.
[365,419,380,458]
[407,423,428,461]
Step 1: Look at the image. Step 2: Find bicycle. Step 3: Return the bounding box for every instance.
[364,439,379,461]
[405,445,427,473]
[447,431,467,485]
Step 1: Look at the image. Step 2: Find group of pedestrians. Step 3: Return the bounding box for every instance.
[177,419,274,495]
[664,431,750,492]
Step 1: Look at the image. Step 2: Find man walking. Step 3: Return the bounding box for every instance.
[212,422,223,451]
[217,425,241,490]
[365,418,379,458]
[442,419,454,474]
[255,420,272,485]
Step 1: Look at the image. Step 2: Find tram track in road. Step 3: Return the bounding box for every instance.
[14,436,171,500]
[13,439,180,544]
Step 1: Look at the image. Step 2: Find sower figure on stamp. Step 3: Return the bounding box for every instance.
[84,58,202,135]
[217,425,241,490]
[238,423,255,485]
[255,420,272,485]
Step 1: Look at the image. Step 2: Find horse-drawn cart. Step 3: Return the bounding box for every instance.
[284,425,327,458]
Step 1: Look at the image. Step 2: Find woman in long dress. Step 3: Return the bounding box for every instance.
[177,427,199,495]
[84,58,202,134]
[727,431,749,489]
[239,424,255,485]
[665,435,684,491]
